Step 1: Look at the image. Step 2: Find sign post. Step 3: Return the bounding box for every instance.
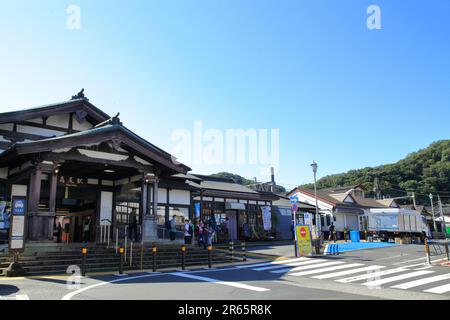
[296,225,313,256]
[7,196,27,276]
[290,196,299,257]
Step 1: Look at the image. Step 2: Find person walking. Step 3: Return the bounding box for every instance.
[328,222,336,242]
[184,219,194,244]
[169,215,177,241]
[128,209,139,242]
[196,220,206,248]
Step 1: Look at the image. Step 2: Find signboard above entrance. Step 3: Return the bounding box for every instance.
[59,176,88,187]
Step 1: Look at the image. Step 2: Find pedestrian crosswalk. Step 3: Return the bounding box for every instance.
[241,257,450,295]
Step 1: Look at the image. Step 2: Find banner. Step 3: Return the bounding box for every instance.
[194,203,201,218]
[295,225,312,256]
[261,206,272,231]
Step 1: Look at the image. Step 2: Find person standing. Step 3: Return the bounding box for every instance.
[128,209,139,242]
[82,216,92,242]
[184,219,193,244]
[328,222,336,242]
[54,217,62,243]
[196,220,206,248]
[207,222,216,246]
[169,215,177,241]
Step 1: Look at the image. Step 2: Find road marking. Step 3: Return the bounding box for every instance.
[392,257,427,265]
[362,270,434,287]
[252,259,324,271]
[15,295,30,300]
[312,265,385,279]
[336,267,408,283]
[61,272,165,300]
[234,257,312,269]
[288,263,364,277]
[171,272,270,292]
[271,261,344,274]
[391,273,450,290]
[424,283,450,294]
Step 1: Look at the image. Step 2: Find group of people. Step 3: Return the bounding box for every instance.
[166,215,219,248]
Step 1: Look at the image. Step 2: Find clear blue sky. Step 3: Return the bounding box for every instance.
[0,0,449,189]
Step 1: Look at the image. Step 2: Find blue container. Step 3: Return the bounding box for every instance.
[350,230,360,243]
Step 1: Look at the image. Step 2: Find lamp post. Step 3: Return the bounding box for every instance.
[311,161,321,240]
[429,193,437,233]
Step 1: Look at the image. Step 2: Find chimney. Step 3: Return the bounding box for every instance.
[270,167,275,192]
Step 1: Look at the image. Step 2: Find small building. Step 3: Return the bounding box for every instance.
[288,185,400,237]
[271,195,316,240]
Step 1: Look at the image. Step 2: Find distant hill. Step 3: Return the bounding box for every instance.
[299,140,450,204]
[210,172,286,193]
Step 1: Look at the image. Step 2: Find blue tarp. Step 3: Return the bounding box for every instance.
[326,242,399,254]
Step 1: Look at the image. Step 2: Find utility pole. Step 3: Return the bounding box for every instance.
[429,193,437,233]
[412,192,417,208]
[438,195,447,237]
[311,161,321,240]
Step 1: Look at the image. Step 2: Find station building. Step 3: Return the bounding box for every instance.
[0,92,279,245]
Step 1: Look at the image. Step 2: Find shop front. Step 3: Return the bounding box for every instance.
[190,175,278,242]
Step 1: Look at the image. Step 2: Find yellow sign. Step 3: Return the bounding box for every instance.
[296,225,312,256]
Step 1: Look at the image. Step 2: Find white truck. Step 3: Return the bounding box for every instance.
[365,208,430,241]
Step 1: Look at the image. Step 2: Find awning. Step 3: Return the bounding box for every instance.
[225,202,246,210]
[434,216,450,223]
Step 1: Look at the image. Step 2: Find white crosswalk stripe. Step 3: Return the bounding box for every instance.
[336,267,409,283]
[362,270,434,287]
[424,283,450,294]
[312,265,386,280]
[289,263,364,277]
[271,261,344,274]
[238,257,450,295]
[234,257,311,269]
[252,258,325,271]
[391,273,450,289]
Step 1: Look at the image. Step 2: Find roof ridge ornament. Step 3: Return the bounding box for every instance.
[71,88,89,101]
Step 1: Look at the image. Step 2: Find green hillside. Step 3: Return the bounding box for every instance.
[300,140,450,204]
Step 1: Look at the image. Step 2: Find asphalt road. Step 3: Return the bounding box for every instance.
[1,244,449,300]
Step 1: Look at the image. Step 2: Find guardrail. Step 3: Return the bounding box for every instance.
[425,239,450,264]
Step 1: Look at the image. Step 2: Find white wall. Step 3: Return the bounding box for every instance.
[72,114,94,131]
[169,189,190,205]
[47,114,70,129]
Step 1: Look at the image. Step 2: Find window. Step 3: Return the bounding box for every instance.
[326,215,331,226]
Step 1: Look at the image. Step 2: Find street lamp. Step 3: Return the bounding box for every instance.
[429,193,437,233]
[311,161,321,240]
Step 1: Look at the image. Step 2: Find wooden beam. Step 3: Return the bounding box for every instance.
[42,150,153,172]
[0,129,49,142]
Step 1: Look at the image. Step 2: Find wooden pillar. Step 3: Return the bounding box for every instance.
[49,172,58,213]
[27,167,42,240]
[141,179,148,218]
[152,177,158,216]
[165,188,170,222]
[48,171,58,240]
[28,168,42,213]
